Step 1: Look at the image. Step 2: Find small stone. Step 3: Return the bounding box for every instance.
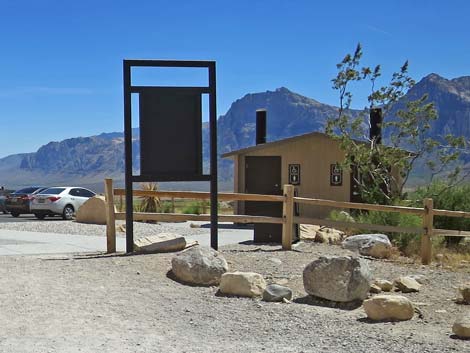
[374,279,393,292]
[268,257,282,266]
[435,310,447,314]
[409,275,428,285]
[220,272,267,298]
[452,313,470,338]
[394,276,421,293]
[363,295,415,321]
[263,284,293,302]
[459,284,470,304]
[370,284,382,294]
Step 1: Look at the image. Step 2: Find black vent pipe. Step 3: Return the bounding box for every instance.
[256,109,267,145]
[369,108,383,144]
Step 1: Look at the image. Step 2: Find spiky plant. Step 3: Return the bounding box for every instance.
[139,182,161,213]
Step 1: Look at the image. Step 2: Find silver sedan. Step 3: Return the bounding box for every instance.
[31,187,96,220]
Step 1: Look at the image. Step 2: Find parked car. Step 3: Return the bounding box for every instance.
[31,186,96,220]
[5,186,47,217]
[0,189,12,214]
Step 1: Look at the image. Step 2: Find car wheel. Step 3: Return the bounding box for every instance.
[34,213,46,220]
[62,205,74,220]
[11,212,19,218]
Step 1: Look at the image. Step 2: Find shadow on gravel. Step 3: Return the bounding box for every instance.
[40,252,133,261]
[449,335,470,341]
[166,269,215,287]
[294,295,363,310]
[199,223,253,230]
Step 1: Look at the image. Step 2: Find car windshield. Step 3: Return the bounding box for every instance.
[13,187,43,194]
[38,187,66,195]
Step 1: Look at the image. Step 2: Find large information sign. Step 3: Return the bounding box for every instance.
[123,60,218,252]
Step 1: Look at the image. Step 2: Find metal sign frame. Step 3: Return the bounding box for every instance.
[123,59,218,252]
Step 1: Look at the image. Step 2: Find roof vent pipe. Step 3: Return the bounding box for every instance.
[256,109,267,145]
[369,107,383,145]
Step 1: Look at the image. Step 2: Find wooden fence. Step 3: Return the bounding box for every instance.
[104,179,470,265]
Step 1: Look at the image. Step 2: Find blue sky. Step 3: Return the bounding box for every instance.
[0,0,469,157]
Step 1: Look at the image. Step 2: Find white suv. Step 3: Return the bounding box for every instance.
[31,187,96,220]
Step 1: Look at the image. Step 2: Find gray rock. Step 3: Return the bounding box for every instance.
[171,246,228,286]
[263,284,293,302]
[303,256,372,302]
[342,234,392,258]
[219,272,266,298]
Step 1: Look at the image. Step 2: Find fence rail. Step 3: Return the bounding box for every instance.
[104,179,470,265]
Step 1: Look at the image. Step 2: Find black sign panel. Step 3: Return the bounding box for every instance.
[289,164,301,185]
[330,164,343,186]
[139,89,202,176]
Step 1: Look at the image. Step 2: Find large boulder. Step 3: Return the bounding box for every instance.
[219,272,267,298]
[75,196,108,225]
[303,256,372,302]
[363,295,415,321]
[263,284,293,302]
[342,234,392,258]
[134,233,186,253]
[171,246,228,286]
[452,313,470,338]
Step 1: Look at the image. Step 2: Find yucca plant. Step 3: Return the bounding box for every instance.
[139,182,161,213]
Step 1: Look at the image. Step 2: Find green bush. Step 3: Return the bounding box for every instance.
[411,181,470,246]
[182,201,203,215]
[328,208,422,251]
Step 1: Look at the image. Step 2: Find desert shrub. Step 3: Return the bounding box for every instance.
[328,208,422,251]
[138,182,161,213]
[182,201,203,215]
[411,181,470,246]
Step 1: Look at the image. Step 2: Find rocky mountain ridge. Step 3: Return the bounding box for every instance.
[0,73,469,191]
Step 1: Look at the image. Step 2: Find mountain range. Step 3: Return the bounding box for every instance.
[0,73,469,192]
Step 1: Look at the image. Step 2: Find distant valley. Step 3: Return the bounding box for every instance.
[1,73,469,192]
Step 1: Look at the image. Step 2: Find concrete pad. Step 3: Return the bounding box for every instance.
[0,229,126,256]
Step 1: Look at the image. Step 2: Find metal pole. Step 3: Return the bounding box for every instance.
[123,60,134,253]
[209,62,218,250]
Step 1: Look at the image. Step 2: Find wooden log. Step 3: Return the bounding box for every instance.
[113,189,284,202]
[293,197,425,215]
[104,178,116,253]
[433,229,470,237]
[114,212,283,224]
[421,198,433,265]
[432,209,470,219]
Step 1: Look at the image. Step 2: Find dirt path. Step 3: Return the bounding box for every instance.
[0,242,468,352]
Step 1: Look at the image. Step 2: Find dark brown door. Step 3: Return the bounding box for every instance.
[245,156,282,243]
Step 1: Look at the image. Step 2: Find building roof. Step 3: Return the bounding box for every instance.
[221,130,414,159]
[221,131,332,158]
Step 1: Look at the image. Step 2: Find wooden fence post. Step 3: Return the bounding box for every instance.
[421,198,434,265]
[105,178,116,253]
[282,184,294,250]
[171,198,175,213]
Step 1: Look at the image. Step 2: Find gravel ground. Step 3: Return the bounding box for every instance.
[0,221,468,353]
[0,219,208,239]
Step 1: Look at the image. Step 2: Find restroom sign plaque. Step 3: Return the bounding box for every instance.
[330,164,343,186]
[288,164,301,185]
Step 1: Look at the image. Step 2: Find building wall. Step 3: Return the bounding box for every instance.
[234,134,351,219]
